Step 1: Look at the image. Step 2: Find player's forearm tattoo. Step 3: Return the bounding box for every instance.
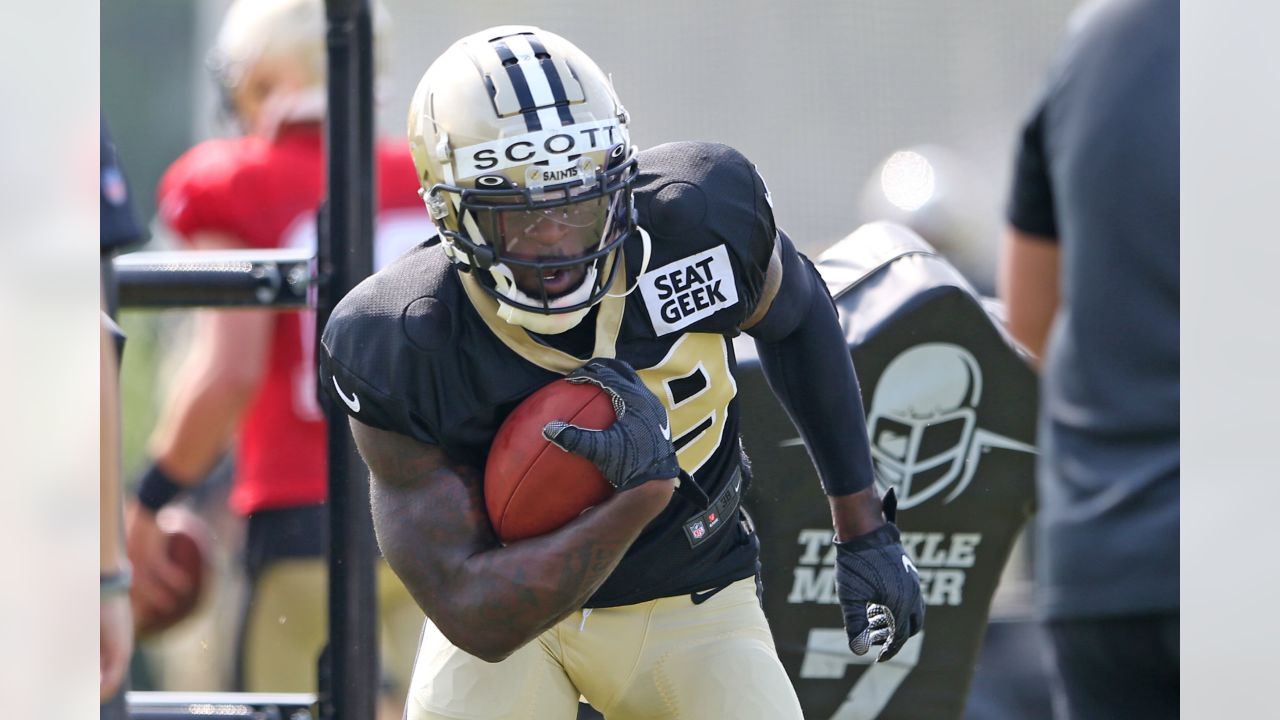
[367,435,647,660]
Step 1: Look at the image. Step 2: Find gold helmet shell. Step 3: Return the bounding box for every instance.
[408,26,637,333]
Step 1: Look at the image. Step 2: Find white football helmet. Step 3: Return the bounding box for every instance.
[209,0,390,137]
[408,26,637,335]
[868,343,982,508]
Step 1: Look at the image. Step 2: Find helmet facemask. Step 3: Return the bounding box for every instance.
[869,405,976,502]
[435,144,634,312]
[428,142,637,332]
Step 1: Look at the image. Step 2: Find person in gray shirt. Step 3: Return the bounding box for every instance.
[998,0,1178,717]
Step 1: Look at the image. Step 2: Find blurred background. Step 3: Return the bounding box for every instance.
[101,0,1079,711]
[104,0,1081,287]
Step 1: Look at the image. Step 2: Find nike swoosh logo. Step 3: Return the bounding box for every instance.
[332,376,361,413]
[659,422,671,440]
[690,585,727,605]
[903,554,918,575]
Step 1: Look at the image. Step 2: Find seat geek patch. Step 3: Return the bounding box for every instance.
[639,245,739,335]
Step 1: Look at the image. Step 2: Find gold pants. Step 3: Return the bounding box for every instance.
[407,577,803,720]
[240,557,423,698]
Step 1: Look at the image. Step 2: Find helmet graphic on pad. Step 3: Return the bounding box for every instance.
[867,342,1039,510]
[869,343,982,508]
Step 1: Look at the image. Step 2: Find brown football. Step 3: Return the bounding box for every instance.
[485,379,616,543]
[132,506,209,637]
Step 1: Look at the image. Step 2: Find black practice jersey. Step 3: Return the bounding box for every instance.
[321,141,805,606]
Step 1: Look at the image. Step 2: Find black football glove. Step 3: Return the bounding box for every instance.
[833,488,925,662]
[542,358,681,492]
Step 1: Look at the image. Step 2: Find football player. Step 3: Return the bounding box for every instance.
[123,0,431,714]
[322,26,925,719]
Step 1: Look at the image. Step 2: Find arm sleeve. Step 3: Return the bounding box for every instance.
[1006,102,1060,240]
[748,234,876,496]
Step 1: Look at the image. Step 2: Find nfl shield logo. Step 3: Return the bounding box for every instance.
[102,166,128,206]
[690,521,705,539]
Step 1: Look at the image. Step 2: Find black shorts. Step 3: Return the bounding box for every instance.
[242,504,328,580]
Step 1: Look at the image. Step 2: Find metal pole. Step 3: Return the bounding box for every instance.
[319,1,378,718]
[113,249,313,309]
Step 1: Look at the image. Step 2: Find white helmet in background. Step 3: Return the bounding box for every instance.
[408,26,636,335]
[868,343,982,508]
[209,0,390,137]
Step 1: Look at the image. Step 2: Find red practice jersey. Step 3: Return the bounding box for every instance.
[158,124,434,514]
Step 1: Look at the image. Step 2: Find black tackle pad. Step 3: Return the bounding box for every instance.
[733,222,1038,720]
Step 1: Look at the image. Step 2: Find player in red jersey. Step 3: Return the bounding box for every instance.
[123,1,432,715]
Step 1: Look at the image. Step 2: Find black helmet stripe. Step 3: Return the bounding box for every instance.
[524,34,576,126]
[494,33,577,132]
[492,39,542,132]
